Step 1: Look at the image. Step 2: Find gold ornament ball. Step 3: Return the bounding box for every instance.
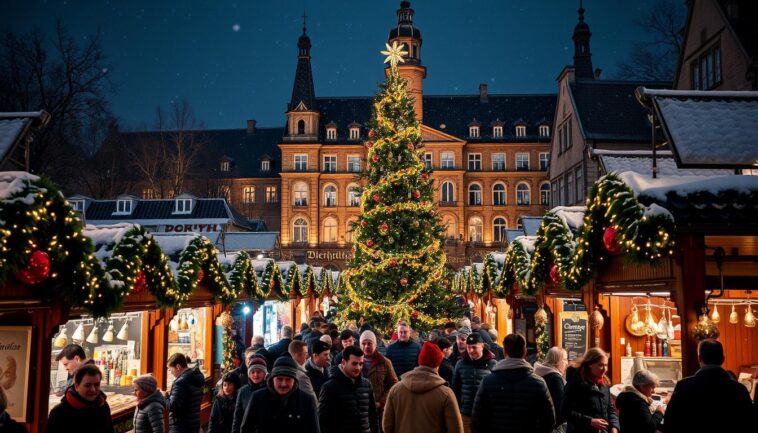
[534,306,548,325]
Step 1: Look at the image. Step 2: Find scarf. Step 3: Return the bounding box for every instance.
[622,385,653,405]
[533,362,567,384]
[65,386,107,409]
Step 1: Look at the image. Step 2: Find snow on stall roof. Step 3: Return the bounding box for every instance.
[0,118,28,160]
[644,203,673,219]
[490,252,507,266]
[251,258,274,274]
[151,233,199,256]
[551,206,586,231]
[619,171,758,200]
[515,235,538,254]
[278,261,296,278]
[473,263,484,275]
[84,223,139,265]
[0,171,41,204]
[593,149,673,156]
[599,154,731,177]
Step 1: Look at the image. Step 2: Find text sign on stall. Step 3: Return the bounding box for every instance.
[559,311,589,362]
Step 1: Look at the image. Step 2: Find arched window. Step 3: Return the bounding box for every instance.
[468,183,482,206]
[323,185,337,207]
[441,181,455,204]
[293,218,308,243]
[540,183,551,206]
[220,185,230,201]
[297,119,305,135]
[492,183,506,206]
[323,217,338,243]
[493,217,508,243]
[293,182,308,207]
[468,217,483,242]
[347,183,361,207]
[442,214,457,239]
[517,183,531,206]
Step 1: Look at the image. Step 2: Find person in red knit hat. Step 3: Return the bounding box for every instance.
[382,341,463,433]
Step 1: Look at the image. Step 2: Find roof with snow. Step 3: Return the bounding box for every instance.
[592,149,732,177]
[637,88,758,168]
[0,111,50,171]
[519,216,543,236]
[81,196,232,223]
[505,229,525,242]
[216,231,279,252]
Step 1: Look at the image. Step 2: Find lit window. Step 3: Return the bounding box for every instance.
[469,126,480,138]
[323,217,338,243]
[346,219,357,243]
[265,186,278,203]
[323,185,337,207]
[468,183,482,206]
[326,127,337,140]
[174,199,192,214]
[243,186,255,204]
[468,154,482,171]
[493,217,508,242]
[540,152,550,171]
[70,199,85,212]
[261,160,271,172]
[220,185,230,201]
[294,154,308,172]
[493,126,503,138]
[516,183,530,206]
[492,153,505,171]
[347,184,361,207]
[441,181,455,204]
[349,127,360,140]
[323,155,337,173]
[516,153,529,171]
[468,217,483,242]
[220,160,231,172]
[539,125,550,137]
[493,183,506,206]
[540,183,551,206]
[141,189,155,199]
[441,152,455,169]
[443,215,457,239]
[115,199,132,214]
[293,182,308,206]
[293,218,308,243]
[347,155,361,172]
[515,125,526,137]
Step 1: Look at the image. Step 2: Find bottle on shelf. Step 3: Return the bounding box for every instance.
[656,338,662,357]
[644,336,652,357]
[651,336,658,357]
[625,342,632,357]
[662,339,669,357]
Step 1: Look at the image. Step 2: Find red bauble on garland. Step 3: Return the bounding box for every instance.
[420,173,428,181]
[407,143,414,150]
[366,240,374,247]
[15,250,51,285]
[603,226,622,254]
[372,194,381,203]
[411,310,419,318]
[400,277,408,286]
[368,130,375,138]
[372,154,379,162]
[197,269,204,284]
[388,258,397,266]
[549,264,560,285]
[360,220,367,228]
[380,223,389,233]
[412,190,420,198]
[133,271,147,293]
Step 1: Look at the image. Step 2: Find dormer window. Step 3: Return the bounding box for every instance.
[175,198,192,214]
[261,160,271,172]
[515,125,527,137]
[70,200,84,212]
[326,127,337,140]
[220,160,231,172]
[469,125,480,138]
[539,125,550,137]
[115,199,132,214]
[349,126,360,140]
[492,126,503,138]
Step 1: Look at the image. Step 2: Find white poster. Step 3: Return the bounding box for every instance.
[0,326,32,420]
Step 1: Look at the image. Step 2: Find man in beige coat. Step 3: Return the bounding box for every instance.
[382,341,464,433]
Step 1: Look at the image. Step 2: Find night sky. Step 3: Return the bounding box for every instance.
[3,0,660,130]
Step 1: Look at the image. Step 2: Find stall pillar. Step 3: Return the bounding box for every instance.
[148,309,171,389]
[32,305,68,433]
[674,234,706,377]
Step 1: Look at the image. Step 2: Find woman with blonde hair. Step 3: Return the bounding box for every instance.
[560,348,619,433]
[534,347,568,431]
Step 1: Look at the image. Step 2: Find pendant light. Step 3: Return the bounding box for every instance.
[102,322,115,342]
[745,304,756,328]
[711,304,720,324]
[86,323,99,344]
[116,320,129,340]
[71,322,85,341]
[729,304,739,324]
[54,326,68,348]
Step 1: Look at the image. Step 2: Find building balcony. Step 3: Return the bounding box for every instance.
[439,201,459,207]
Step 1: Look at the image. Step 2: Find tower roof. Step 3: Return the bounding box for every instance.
[388,1,422,42]
[289,16,316,111]
[572,0,594,80]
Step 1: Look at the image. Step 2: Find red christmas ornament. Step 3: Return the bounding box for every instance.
[603,226,622,254]
[400,277,408,286]
[549,264,560,285]
[368,130,375,138]
[443,279,449,286]
[412,190,421,198]
[366,142,373,149]
[15,250,51,285]
[413,221,420,228]
[133,271,147,293]
[372,154,379,162]
[411,310,419,318]
[420,173,428,181]
[388,258,397,266]
[360,220,367,228]
[372,194,381,203]
[197,269,205,283]
[366,240,375,247]
[407,143,414,150]
[380,223,389,232]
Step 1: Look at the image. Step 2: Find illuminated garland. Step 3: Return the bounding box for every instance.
[228,251,263,301]
[494,242,531,297]
[528,211,578,291]
[286,264,303,298]
[261,261,286,300]
[318,268,333,296]
[535,321,549,361]
[302,266,318,296]
[177,237,233,304]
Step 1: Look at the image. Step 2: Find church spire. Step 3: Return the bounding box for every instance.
[289,11,316,112]
[572,0,594,79]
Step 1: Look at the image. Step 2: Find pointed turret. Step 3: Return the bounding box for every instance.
[572,0,594,80]
[286,14,319,140]
[387,1,427,122]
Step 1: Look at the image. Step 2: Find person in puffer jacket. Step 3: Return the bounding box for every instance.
[209,372,240,433]
[452,333,495,433]
[384,321,421,378]
[165,353,205,433]
[319,345,379,433]
[133,374,168,433]
[615,370,664,433]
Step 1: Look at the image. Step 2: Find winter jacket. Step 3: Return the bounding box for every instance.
[385,340,421,378]
[167,367,205,433]
[296,363,318,402]
[209,393,236,433]
[471,358,555,433]
[46,387,114,433]
[318,366,379,433]
[364,352,398,411]
[452,350,496,416]
[266,337,292,363]
[475,328,494,346]
[382,366,463,433]
[239,377,319,433]
[534,362,566,425]
[305,358,329,396]
[133,390,168,433]
[664,365,753,433]
[560,369,619,433]
[0,411,27,433]
[232,381,266,433]
[615,386,663,433]
[439,357,454,386]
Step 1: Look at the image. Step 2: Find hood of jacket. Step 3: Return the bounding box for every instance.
[533,361,566,382]
[492,357,533,372]
[400,366,446,393]
[618,385,652,405]
[139,389,168,408]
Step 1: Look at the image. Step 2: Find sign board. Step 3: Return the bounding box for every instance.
[0,326,32,420]
[558,311,589,362]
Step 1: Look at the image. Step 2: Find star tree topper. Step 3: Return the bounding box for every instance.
[381,41,408,69]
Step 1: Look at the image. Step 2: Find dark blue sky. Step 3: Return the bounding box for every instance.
[4,0,659,129]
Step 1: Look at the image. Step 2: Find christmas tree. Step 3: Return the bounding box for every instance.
[337,42,464,335]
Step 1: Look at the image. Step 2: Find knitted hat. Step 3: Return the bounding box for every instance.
[134,374,157,394]
[359,330,377,345]
[271,356,299,379]
[457,326,472,337]
[418,341,444,368]
[466,332,483,345]
[247,356,268,374]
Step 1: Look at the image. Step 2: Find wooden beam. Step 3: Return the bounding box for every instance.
[674,234,706,377]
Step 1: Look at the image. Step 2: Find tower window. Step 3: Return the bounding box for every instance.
[493,126,503,138]
[515,125,527,137]
[326,127,337,140]
[220,160,231,172]
[261,160,271,172]
[539,125,550,137]
[469,126,480,138]
[297,119,306,135]
[349,127,360,140]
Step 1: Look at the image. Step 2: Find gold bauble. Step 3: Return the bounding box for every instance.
[590,306,605,330]
[534,306,548,325]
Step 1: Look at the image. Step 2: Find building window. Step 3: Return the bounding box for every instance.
[441,152,455,169]
[323,155,337,173]
[539,125,550,137]
[424,152,433,170]
[567,172,575,204]
[326,127,337,140]
[493,126,503,138]
[293,218,308,243]
[516,183,530,206]
[468,153,482,171]
[493,217,508,243]
[492,153,505,171]
[265,186,278,203]
[323,185,337,207]
[539,152,550,171]
[516,153,529,171]
[141,189,156,199]
[348,184,361,207]
[515,125,527,137]
[294,154,308,172]
[114,199,132,214]
[540,183,550,206]
[297,120,306,135]
[575,166,584,203]
[220,185,230,201]
[558,177,566,206]
[261,160,271,172]
[323,217,338,243]
[551,182,558,208]
[243,186,255,204]
[349,127,360,140]
[347,155,361,172]
[559,119,573,154]
[492,183,506,206]
[293,182,308,207]
[469,126,480,138]
[468,183,482,206]
[468,217,483,242]
[346,219,357,243]
[441,181,454,204]
[70,199,85,212]
[691,44,721,90]
[442,215,457,239]
[220,160,231,172]
[174,199,191,214]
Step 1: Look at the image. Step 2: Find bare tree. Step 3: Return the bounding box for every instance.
[157,100,206,197]
[615,0,686,81]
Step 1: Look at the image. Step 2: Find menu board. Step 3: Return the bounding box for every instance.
[559,311,588,361]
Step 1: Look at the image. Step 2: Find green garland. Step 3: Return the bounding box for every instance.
[319,268,334,295]
[480,254,498,294]
[286,264,303,298]
[494,239,531,297]
[228,251,263,301]
[302,265,318,297]
[528,211,578,292]
[536,321,550,361]
[261,261,286,300]
[177,237,234,304]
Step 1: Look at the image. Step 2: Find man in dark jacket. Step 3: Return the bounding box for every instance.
[330,329,356,373]
[471,333,554,433]
[266,325,293,363]
[615,370,664,433]
[449,327,470,366]
[664,339,753,433]
[433,337,455,385]
[232,357,268,433]
[360,330,398,423]
[470,316,494,347]
[46,364,114,433]
[240,357,319,433]
[452,333,496,432]
[385,321,421,378]
[166,354,205,433]
[319,345,379,433]
[305,339,331,396]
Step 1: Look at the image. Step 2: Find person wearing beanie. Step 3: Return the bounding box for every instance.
[452,332,496,432]
[359,330,398,423]
[239,357,319,433]
[385,321,422,378]
[132,374,167,433]
[433,337,455,385]
[382,342,463,433]
[449,326,471,366]
[231,357,268,433]
[470,316,494,347]
[305,339,332,396]
[472,333,555,433]
[209,372,240,433]
[319,345,379,433]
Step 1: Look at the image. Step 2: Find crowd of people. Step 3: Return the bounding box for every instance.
[38,314,757,433]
